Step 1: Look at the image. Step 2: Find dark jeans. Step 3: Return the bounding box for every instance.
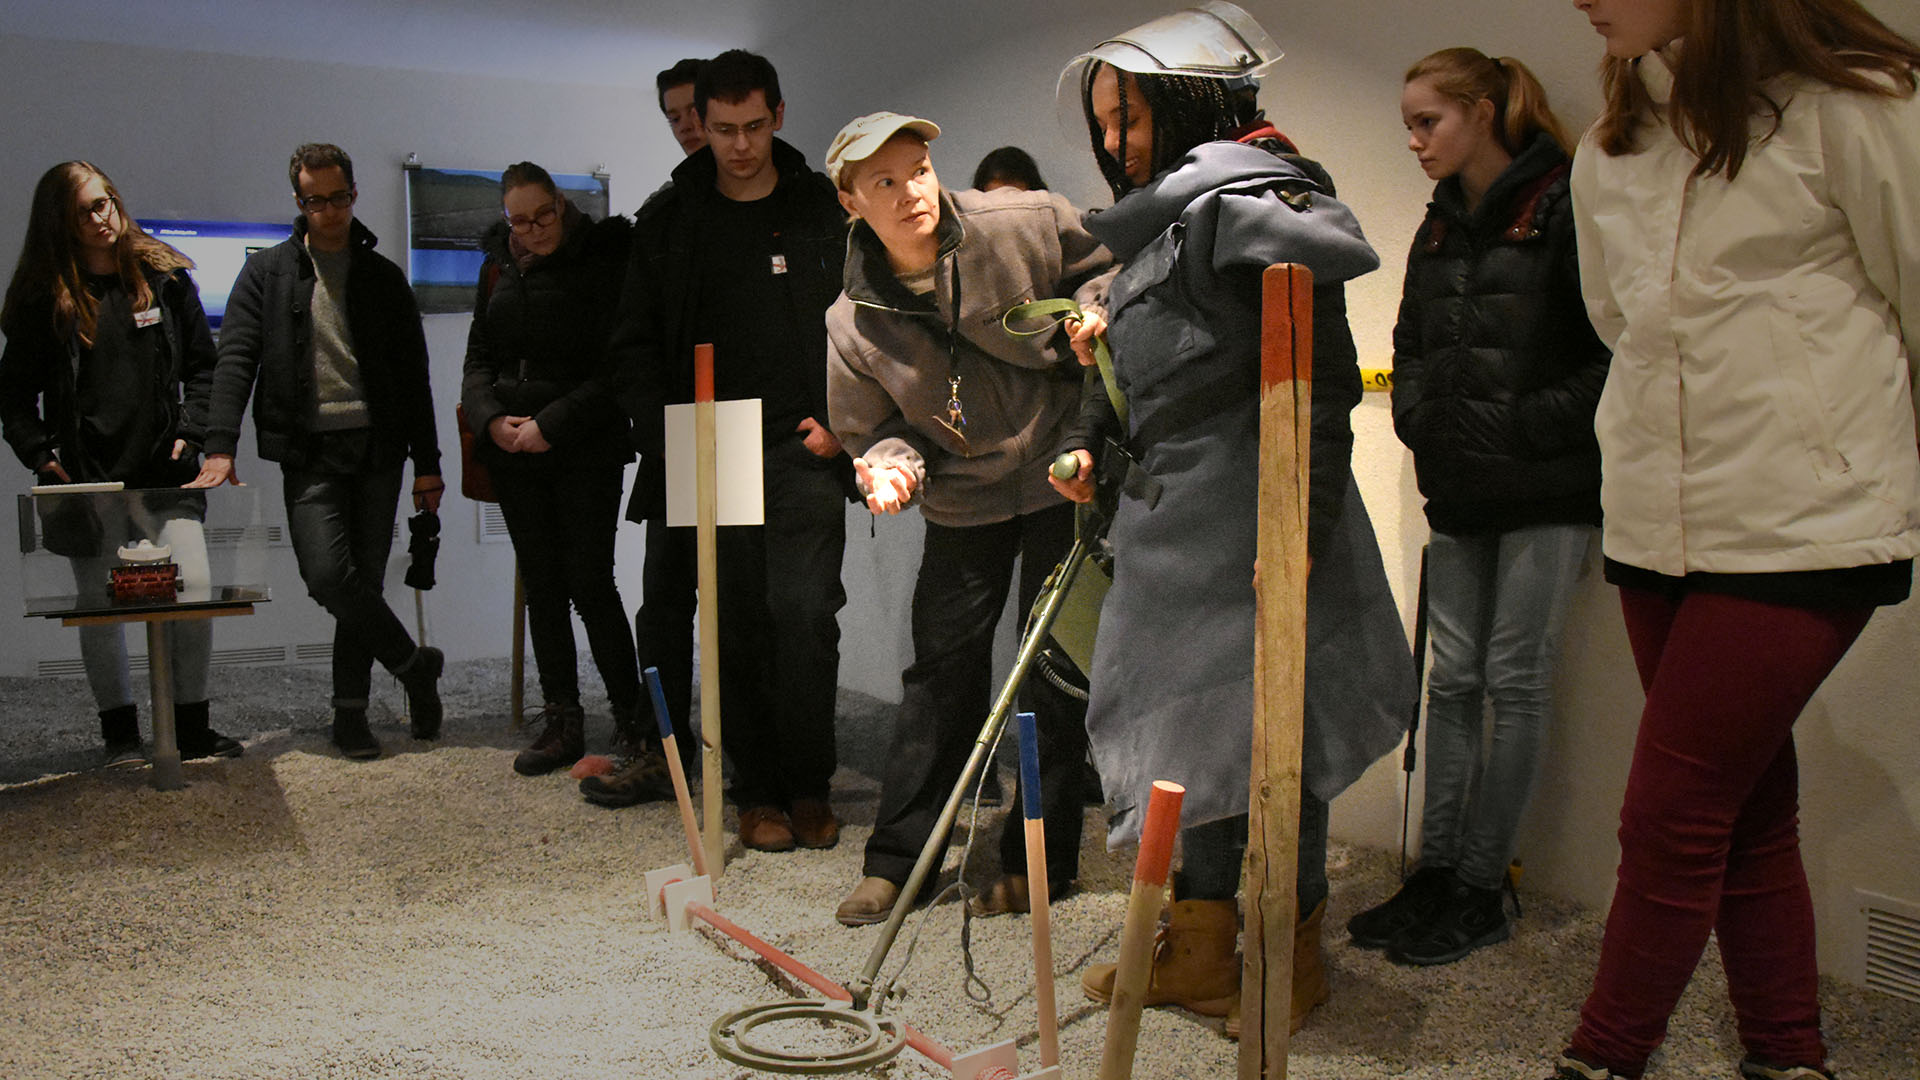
[636,522,697,762]
[494,457,640,711]
[651,439,846,808]
[1174,793,1330,917]
[864,502,1090,888]
[283,441,418,709]
[1568,588,1871,1077]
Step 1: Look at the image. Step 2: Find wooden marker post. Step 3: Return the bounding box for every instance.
[694,343,724,878]
[1240,264,1314,1080]
[1098,779,1185,1080]
[1015,712,1059,1070]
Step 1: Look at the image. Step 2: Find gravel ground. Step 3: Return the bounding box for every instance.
[1,660,1915,1079]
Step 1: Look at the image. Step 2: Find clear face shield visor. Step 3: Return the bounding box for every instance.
[1055,1,1283,153]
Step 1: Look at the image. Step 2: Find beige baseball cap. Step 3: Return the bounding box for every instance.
[824,111,941,187]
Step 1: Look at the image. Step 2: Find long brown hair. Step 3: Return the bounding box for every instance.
[1,161,192,347]
[1405,48,1572,157]
[1594,0,1920,178]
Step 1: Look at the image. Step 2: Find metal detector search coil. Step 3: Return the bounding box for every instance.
[710,999,907,1074]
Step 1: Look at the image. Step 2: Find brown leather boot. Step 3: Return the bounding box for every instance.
[1081,899,1241,1016]
[513,702,585,776]
[1225,898,1330,1039]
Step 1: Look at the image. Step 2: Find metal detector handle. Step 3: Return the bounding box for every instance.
[849,530,1095,1011]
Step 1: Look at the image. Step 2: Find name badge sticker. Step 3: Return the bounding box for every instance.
[133,307,161,328]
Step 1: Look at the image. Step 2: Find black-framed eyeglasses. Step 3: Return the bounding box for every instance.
[296,189,356,212]
[83,195,119,221]
[505,204,559,234]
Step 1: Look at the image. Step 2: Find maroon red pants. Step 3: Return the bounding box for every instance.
[1568,587,1871,1076]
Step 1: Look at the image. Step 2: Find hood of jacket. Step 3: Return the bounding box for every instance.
[1086,140,1325,261]
[1429,131,1570,229]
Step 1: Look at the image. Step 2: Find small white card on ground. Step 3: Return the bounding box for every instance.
[663,399,764,527]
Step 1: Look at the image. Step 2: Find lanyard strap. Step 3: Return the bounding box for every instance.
[1001,298,1126,428]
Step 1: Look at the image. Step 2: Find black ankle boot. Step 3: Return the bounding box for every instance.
[398,646,445,739]
[175,701,243,760]
[99,704,143,768]
[332,707,382,760]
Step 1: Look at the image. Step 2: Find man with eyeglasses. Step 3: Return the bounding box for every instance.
[587,50,851,858]
[192,142,445,761]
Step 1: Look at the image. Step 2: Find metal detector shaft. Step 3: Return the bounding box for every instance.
[1398,543,1431,879]
[846,527,1095,1011]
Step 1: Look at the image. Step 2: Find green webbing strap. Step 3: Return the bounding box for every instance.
[1002,298,1127,428]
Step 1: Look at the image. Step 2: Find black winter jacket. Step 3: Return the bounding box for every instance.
[607,139,847,522]
[0,262,216,487]
[461,209,633,471]
[1389,134,1609,535]
[204,218,440,477]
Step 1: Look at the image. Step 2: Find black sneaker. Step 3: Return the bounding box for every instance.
[332,707,383,760]
[1347,864,1456,948]
[1387,877,1510,965]
[399,646,445,739]
[1549,1053,1630,1080]
[176,702,244,760]
[1738,1059,1836,1080]
[103,739,147,769]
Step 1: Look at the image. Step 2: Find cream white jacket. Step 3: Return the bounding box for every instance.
[1572,51,1920,576]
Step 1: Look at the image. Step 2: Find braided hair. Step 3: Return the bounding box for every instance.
[1083,60,1238,199]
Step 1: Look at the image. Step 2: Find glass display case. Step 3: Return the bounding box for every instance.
[16,483,271,788]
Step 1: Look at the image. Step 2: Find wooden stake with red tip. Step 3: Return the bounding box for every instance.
[693,343,724,878]
[1098,778,1185,1080]
[1240,264,1314,1080]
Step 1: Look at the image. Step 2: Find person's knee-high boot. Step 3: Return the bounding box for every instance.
[1080,898,1241,1016]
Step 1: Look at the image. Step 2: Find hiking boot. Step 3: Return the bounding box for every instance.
[738,805,796,852]
[789,798,840,849]
[398,645,444,739]
[99,704,145,768]
[1347,864,1456,948]
[1387,877,1510,965]
[968,874,1033,918]
[1081,899,1241,1017]
[1738,1060,1836,1080]
[578,740,674,807]
[512,702,585,776]
[331,707,382,760]
[175,701,243,760]
[1226,898,1329,1038]
[836,876,902,926]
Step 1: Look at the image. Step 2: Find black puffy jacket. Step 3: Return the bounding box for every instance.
[461,208,633,471]
[1389,133,1609,536]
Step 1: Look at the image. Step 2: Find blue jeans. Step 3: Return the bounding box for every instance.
[283,447,419,709]
[1418,523,1592,889]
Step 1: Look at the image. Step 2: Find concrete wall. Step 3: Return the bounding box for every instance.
[1,0,1916,986]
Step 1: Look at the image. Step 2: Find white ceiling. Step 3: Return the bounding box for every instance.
[0,0,1065,88]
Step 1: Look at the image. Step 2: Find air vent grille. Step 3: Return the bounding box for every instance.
[1859,890,1920,1005]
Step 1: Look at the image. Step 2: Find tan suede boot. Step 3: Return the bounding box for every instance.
[1225,898,1330,1039]
[1080,899,1241,1016]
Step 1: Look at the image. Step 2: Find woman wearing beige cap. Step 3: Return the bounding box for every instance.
[822,111,1114,926]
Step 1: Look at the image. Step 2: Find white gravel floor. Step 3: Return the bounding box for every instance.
[1,660,1916,1079]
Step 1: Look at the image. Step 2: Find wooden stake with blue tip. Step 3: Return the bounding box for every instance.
[1016,711,1059,1069]
[646,666,706,878]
